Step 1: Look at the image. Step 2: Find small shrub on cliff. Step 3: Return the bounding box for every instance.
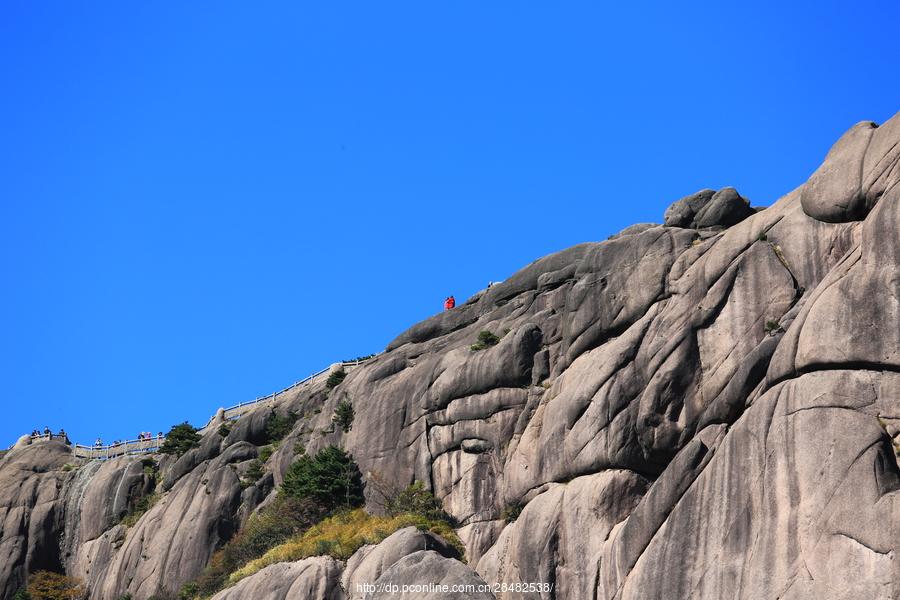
[470,330,500,351]
[332,400,354,432]
[217,421,232,437]
[158,422,200,457]
[281,446,364,511]
[258,444,275,463]
[142,458,158,478]
[326,369,347,390]
[12,588,30,600]
[764,320,783,335]
[26,571,85,600]
[121,492,160,528]
[177,582,198,600]
[265,410,298,442]
[501,503,523,523]
[386,481,451,522]
[241,460,264,488]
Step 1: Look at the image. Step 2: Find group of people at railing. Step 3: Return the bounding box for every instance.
[30,427,69,444]
[93,432,163,448]
[31,357,375,457]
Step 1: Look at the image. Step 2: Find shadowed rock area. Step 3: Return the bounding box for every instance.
[2,113,900,599]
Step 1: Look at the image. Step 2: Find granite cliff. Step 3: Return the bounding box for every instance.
[2,113,899,599]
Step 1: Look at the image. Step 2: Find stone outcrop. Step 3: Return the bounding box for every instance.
[210,556,344,600]
[664,187,755,229]
[2,112,900,599]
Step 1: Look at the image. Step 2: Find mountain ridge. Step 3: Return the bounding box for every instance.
[2,112,899,600]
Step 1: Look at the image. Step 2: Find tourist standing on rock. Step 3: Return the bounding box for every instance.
[444,296,455,310]
[43,426,50,437]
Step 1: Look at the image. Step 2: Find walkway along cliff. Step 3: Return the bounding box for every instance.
[1,113,899,599]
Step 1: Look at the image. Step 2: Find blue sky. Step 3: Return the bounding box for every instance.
[2,1,898,447]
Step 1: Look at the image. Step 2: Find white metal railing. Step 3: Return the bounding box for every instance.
[6,357,375,459]
[201,359,370,430]
[72,436,164,460]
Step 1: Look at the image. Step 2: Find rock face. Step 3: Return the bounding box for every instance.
[2,112,900,599]
[210,556,344,600]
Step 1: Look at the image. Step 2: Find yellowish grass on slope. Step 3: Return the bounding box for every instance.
[227,509,463,586]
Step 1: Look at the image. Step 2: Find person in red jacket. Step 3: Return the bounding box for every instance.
[444,296,456,310]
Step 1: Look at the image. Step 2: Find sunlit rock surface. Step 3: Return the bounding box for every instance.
[2,112,899,599]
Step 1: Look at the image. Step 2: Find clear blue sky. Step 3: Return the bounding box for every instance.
[2,1,898,448]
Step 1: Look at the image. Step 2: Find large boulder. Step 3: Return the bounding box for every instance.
[342,527,459,600]
[801,113,900,223]
[664,187,754,229]
[370,550,493,600]
[210,556,344,600]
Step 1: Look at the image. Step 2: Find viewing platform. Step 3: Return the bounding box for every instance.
[7,358,373,460]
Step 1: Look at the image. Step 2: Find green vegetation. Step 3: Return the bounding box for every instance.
[241,460,264,488]
[12,589,30,600]
[242,441,281,486]
[142,458,158,478]
[177,583,198,600]
[61,463,77,472]
[342,353,376,362]
[764,320,783,335]
[190,496,324,597]
[25,571,85,600]
[385,481,451,522]
[470,330,501,352]
[121,492,160,528]
[757,231,768,242]
[501,502,523,523]
[281,446,363,511]
[325,369,347,390]
[158,422,200,457]
[185,468,460,597]
[121,459,160,527]
[217,422,232,438]
[332,400,355,433]
[227,508,464,585]
[265,411,298,442]
[258,445,275,463]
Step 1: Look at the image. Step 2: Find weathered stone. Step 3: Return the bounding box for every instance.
[801,121,877,222]
[664,187,753,229]
[210,556,344,600]
[664,188,716,227]
[694,187,754,228]
[342,527,459,600]
[371,551,493,599]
